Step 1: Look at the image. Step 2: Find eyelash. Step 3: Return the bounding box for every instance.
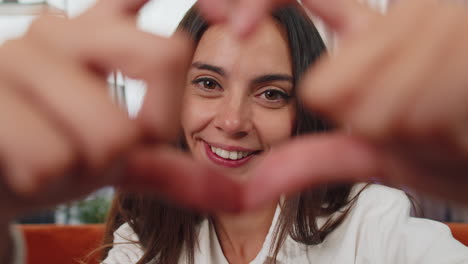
[257,89,291,102]
[192,77,222,91]
[192,76,291,103]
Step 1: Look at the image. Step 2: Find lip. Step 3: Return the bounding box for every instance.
[203,141,256,168]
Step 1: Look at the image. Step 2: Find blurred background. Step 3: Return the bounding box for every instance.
[2,0,467,225]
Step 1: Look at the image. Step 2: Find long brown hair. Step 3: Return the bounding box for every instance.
[101,4,362,264]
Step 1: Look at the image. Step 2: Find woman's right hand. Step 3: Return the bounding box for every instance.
[0,0,242,223]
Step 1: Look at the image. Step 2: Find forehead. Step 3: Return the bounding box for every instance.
[192,18,292,77]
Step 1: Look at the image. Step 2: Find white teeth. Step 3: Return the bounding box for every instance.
[229,151,238,160]
[210,146,253,160]
[220,149,229,159]
[215,148,223,158]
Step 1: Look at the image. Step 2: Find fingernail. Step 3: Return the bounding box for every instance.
[210,0,230,23]
[230,12,251,38]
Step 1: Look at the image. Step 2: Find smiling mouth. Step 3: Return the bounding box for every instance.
[203,141,261,168]
[209,145,255,160]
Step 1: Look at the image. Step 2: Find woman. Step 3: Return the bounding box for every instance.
[101,3,467,264]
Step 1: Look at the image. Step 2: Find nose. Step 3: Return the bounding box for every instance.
[214,95,252,138]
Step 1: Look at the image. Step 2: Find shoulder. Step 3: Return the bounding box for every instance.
[351,183,411,215]
[346,183,432,233]
[342,184,468,263]
[101,223,144,264]
[324,183,414,237]
[352,183,408,202]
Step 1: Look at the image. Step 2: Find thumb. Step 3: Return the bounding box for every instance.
[229,0,282,37]
[120,146,244,212]
[199,0,288,37]
[245,134,381,210]
[303,0,377,38]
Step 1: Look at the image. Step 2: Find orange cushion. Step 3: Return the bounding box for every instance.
[447,223,468,246]
[17,222,467,264]
[19,224,105,264]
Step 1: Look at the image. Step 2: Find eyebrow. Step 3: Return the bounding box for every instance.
[251,74,294,86]
[192,62,226,76]
[192,61,293,85]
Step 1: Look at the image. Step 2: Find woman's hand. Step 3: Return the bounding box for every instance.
[242,0,468,208]
[197,0,372,36]
[0,0,242,223]
[197,0,289,36]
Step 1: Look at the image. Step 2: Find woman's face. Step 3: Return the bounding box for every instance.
[182,18,295,180]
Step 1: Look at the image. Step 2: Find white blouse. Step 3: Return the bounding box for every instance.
[102,184,468,264]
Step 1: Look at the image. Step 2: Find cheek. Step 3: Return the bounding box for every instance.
[253,106,295,145]
[181,95,218,140]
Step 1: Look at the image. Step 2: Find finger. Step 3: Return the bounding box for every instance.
[122,146,243,212]
[76,29,193,142]
[382,145,468,204]
[298,27,403,123]
[299,2,431,126]
[197,0,231,23]
[198,0,287,37]
[27,16,193,81]
[90,29,193,83]
[0,40,138,172]
[302,0,377,38]
[229,0,280,37]
[339,6,440,139]
[244,134,380,209]
[27,17,193,142]
[128,33,193,142]
[0,84,74,199]
[405,5,468,155]
[81,31,193,142]
[305,1,458,139]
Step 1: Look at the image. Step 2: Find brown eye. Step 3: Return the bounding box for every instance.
[192,77,221,91]
[265,90,280,100]
[262,89,288,101]
[202,79,217,90]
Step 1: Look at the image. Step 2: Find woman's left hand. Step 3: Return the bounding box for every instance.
[240,0,468,208]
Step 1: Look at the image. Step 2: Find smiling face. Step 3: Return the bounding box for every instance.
[181,18,295,180]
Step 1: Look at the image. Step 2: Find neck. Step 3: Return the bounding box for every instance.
[213,201,277,264]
